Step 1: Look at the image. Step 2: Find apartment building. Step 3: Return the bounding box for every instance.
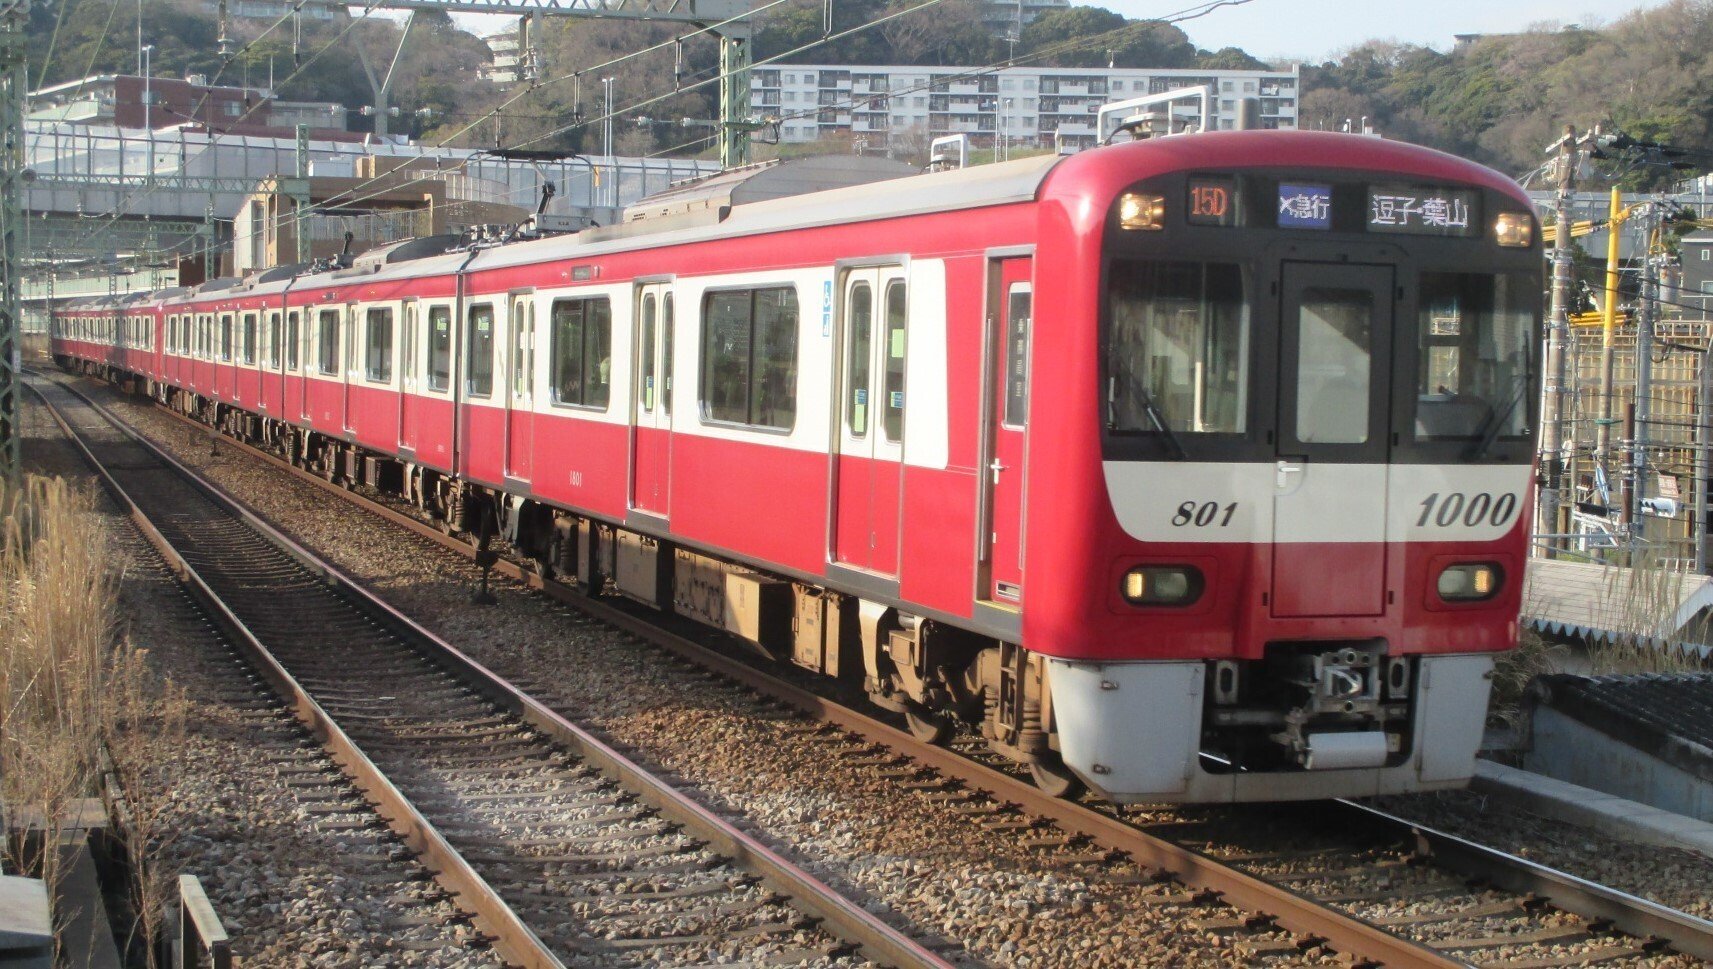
[753,64,1300,153]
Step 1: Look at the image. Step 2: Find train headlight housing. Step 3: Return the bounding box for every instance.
[1437,563,1502,602]
[1494,211,1534,248]
[1118,192,1167,231]
[1123,565,1203,606]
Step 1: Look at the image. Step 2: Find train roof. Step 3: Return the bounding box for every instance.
[156,132,1529,304]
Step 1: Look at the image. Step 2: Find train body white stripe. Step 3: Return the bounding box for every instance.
[1104,461,1533,544]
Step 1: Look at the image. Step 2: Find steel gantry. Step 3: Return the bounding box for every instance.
[0,0,31,482]
[360,0,752,167]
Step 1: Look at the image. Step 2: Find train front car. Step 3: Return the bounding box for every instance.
[1027,132,1541,803]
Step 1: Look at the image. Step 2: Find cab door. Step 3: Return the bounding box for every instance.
[831,266,907,574]
[1272,261,1395,618]
[629,283,674,518]
[504,293,535,481]
[982,257,1033,603]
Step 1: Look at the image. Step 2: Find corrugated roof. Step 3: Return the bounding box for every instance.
[1524,558,1713,655]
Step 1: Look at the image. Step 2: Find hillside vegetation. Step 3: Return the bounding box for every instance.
[24,0,1713,174]
[1301,0,1713,179]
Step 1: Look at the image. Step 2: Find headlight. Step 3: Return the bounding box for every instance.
[1494,211,1533,248]
[1437,563,1502,602]
[1123,566,1203,606]
[1118,192,1167,231]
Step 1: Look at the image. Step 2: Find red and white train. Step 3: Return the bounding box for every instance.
[54,131,1541,803]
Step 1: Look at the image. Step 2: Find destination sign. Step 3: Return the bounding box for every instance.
[1367,183,1481,236]
[1278,183,1333,230]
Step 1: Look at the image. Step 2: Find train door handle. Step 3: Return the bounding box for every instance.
[1276,460,1304,489]
[989,459,1008,483]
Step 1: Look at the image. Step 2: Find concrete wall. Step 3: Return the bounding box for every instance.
[1526,706,1713,823]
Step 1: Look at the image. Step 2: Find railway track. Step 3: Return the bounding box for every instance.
[29,373,955,969]
[47,370,1713,969]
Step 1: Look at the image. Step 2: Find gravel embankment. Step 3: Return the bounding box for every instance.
[22,391,506,968]
[85,382,1340,967]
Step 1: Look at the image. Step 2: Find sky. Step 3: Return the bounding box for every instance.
[1110,0,1672,61]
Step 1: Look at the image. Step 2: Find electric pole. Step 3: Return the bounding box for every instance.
[1630,202,1660,541]
[1540,124,1583,556]
[1596,186,1624,472]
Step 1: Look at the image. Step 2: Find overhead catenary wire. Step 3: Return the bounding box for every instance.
[71,0,1257,275]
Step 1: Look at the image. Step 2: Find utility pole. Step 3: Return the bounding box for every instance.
[1540,124,1583,556]
[1697,340,1712,573]
[0,0,30,484]
[1597,186,1624,471]
[1630,202,1659,542]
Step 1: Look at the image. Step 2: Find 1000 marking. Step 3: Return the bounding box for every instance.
[1416,491,1518,529]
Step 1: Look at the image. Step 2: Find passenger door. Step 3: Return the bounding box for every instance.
[1272,261,1395,618]
[504,292,535,481]
[983,257,1033,603]
[630,283,674,518]
[831,266,907,575]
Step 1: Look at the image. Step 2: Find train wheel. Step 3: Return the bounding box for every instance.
[904,705,951,745]
[1029,756,1085,800]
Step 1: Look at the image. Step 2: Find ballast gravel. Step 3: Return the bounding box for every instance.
[21,394,505,969]
[87,378,1713,967]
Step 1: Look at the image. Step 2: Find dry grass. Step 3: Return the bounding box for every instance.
[0,475,185,965]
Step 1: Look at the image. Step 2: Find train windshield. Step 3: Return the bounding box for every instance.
[1106,260,1249,436]
[1414,272,1534,442]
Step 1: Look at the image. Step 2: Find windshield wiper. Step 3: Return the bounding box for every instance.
[1463,380,1529,461]
[1109,377,1187,459]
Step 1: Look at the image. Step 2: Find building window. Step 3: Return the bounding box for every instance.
[700,286,798,429]
[427,305,451,391]
[1702,248,1710,261]
[365,307,393,382]
[317,309,340,374]
[549,297,611,408]
[467,304,495,397]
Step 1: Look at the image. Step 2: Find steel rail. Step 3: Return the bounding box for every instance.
[73,381,1477,969]
[1333,800,1713,963]
[27,378,570,969]
[78,371,1713,967]
[30,375,955,969]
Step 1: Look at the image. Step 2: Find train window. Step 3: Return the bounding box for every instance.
[639,294,657,412]
[402,305,417,384]
[285,312,300,371]
[1295,288,1373,445]
[662,294,674,416]
[700,286,798,430]
[883,280,907,442]
[427,306,451,392]
[1106,261,1248,436]
[365,308,394,383]
[1414,273,1535,442]
[467,303,496,398]
[548,297,611,409]
[846,282,872,436]
[511,299,534,399]
[220,314,234,362]
[242,313,258,365]
[317,309,340,375]
[1004,285,1032,427]
[266,313,281,368]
